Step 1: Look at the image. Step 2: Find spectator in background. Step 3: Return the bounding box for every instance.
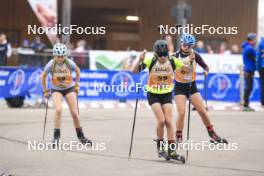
[231,44,240,54]
[120,50,138,103]
[256,37,264,108]
[165,35,174,55]
[31,36,46,52]
[206,45,214,54]
[17,39,34,66]
[219,42,230,54]
[122,50,137,71]
[30,36,46,67]
[68,42,75,50]
[195,40,207,53]
[0,33,12,66]
[241,33,257,111]
[22,39,30,48]
[73,40,90,68]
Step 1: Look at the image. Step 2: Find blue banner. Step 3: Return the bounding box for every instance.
[0,67,261,102]
[0,67,43,98]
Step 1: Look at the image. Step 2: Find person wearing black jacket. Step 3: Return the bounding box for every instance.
[0,33,12,66]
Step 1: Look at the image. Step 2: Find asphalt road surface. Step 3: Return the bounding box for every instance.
[0,102,263,176]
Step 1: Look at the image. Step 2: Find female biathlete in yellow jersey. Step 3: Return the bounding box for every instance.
[173,34,228,144]
[131,40,191,162]
[41,43,92,146]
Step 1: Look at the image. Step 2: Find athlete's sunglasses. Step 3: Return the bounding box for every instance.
[182,43,193,48]
[157,52,168,57]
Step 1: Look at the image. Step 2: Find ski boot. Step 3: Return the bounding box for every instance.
[154,139,167,159]
[207,126,228,144]
[168,141,185,164]
[51,128,60,149]
[76,127,92,145]
[243,106,255,112]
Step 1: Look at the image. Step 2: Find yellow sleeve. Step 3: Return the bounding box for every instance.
[172,56,184,69]
[143,57,153,69]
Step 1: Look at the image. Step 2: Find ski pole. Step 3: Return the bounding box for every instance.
[186,56,194,161]
[42,96,49,141]
[129,51,145,159]
[204,73,208,111]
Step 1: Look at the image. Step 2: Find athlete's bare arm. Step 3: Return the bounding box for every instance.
[41,72,48,92]
[75,65,81,86]
[131,50,146,73]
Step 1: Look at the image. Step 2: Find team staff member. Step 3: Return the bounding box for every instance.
[241,33,257,111]
[41,43,92,146]
[173,34,228,144]
[256,37,264,108]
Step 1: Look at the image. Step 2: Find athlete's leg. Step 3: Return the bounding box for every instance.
[65,91,81,128]
[151,103,166,140]
[162,103,185,161]
[175,95,187,130]
[65,91,92,144]
[174,95,187,142]
[191,92,228,143]
[191,92,211,127]
[161,103,174,141]
[52,92,63,129]
[151,102,167,156]
[51,92,63,146]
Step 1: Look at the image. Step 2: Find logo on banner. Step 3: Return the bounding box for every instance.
[208,74,231,99]
[28,69,42,93]
[8,69,25,96]
[111,72,134,97]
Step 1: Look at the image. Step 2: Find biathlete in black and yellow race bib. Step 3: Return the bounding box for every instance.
[142,56,184,94]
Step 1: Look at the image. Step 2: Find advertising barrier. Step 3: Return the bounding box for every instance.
[0,67,260,102]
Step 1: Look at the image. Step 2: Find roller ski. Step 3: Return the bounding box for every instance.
[167,149,185,164]
[208,129,228,144]
[155,139,185,164]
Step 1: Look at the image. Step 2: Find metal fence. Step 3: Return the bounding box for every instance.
[11,48,90,69]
